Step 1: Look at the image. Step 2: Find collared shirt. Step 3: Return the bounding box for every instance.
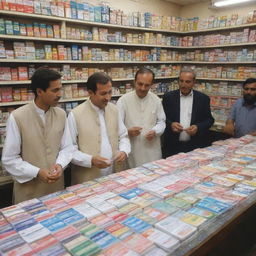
[229,98,256,138]
[68,100,130,177]
[2,101,74,183]
[179,90,193,142]
[117,91,166,136]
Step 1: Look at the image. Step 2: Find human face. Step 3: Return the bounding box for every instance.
[135,73,153,98]
[36,79,62,110]
[178,72,195,96]
[243,82,256,105]
[89,81,112,109]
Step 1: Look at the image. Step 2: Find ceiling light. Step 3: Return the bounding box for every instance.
[213,0,255,7]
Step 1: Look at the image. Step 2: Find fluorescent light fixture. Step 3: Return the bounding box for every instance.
[213,0,255,7]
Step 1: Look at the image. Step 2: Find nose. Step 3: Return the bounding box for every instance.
[141,85,147,91]
[180,81,187,86]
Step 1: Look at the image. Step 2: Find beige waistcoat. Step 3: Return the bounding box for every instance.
[71,100,119,184]
[12,102,66,204]
[118,91,162,168]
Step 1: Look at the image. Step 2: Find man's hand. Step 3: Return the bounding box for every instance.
[171,122,183,133]
[113,151,127,163]
[145,130,156,141]
[222,121,235,136]
[92,156,111,169]
[250,131,256,136]
[37,169,56,184]
[128,127,142,137]
[48,164,63,183]
[185,125,198,136]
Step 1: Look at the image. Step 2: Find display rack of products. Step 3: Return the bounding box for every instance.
[0,1,255,181]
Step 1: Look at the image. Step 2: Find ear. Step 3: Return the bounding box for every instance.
[88,90,95,97]
[36,88,43,97]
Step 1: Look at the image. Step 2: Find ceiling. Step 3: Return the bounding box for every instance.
[164,0,210,6]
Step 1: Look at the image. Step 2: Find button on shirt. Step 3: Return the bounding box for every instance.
[229,98,256,138]
[179,91,193,142]
[2,102,74,183]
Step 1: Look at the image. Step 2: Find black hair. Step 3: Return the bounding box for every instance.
[243,78,256,88]
[30,66,61,97]
[179,67,196,80]
[135,67,155,82]
[86,72,112,93]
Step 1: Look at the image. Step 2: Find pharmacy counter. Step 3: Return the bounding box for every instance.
[0,135,256,256]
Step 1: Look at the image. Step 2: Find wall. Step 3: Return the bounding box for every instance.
[92,0,181,17]
[180,1,256,19]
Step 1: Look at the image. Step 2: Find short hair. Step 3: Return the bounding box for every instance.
[30,67,61,97]
[243,78,256,88]
[179,67,196,80]
[135,67,155,83]
[86,72,112,93]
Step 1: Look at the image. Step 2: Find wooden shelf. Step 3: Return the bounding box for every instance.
[0,97,90,107]
[0,59,182,64]
[0,34,182,49]
[0,76,178,86]
[1,34,254,49]
[196,77,244,82]
[211,121,225,131]
[183,23,256,34]
[0,92,166,107]
[1,59,256,65]
[59,97,88,103]
[214,121,225,126]
[207,94,240,98]
[211,105,231,109]
[0,10,255,35]
[0,100,31,107]
[184,42,256,49]
[0,77,246,86]
[183,61,256,65]
[0,10,179,34]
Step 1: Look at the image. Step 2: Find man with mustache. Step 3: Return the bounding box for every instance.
[162,67,214,157]
[223,78,256,137]
[68,72,130,184]
[2,67,73,204]
[116,67,166,168]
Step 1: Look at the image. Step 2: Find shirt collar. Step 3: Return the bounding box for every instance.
[134,90,149,102]
[33,100,46,115]
[180,90,193,97]
[89,99,104,113]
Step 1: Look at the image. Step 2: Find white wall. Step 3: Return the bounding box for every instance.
[85,0,256,20]
[91,0,181,16]
[180,1,256,19]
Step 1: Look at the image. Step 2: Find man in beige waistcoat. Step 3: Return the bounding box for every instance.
[116,67,166,168]
[2,67,73,204]
[68,72,130,185]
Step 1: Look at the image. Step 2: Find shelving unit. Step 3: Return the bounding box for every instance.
[0,76,246,86]
[1,34,256,49]
[0,8,255,148]
[1,59,256,64]
[1,9,256,32]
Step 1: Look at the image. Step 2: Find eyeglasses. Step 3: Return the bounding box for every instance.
[243,87,256,91]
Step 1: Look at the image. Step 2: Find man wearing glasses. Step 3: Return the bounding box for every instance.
[223,78,256,137]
